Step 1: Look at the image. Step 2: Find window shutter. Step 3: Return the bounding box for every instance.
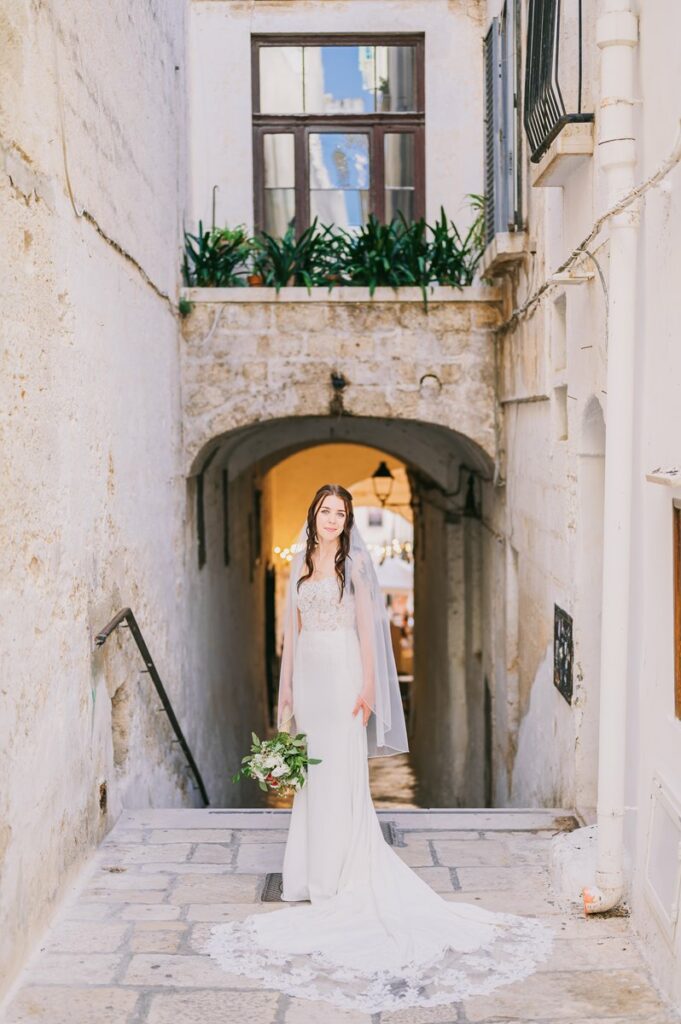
[484,4,521,243]
[483,19,501,245]
[501,0,521,231]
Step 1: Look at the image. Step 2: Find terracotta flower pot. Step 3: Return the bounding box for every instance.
[247,273,264,287]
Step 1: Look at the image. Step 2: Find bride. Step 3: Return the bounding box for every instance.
[204,483,554,1012]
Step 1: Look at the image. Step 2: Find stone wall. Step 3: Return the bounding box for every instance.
[180,289,501,473]
[1,0,203,997]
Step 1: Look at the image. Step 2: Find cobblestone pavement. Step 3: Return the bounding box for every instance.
[2,808,679,1024]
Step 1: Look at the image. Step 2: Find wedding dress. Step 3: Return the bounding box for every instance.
[203,565,555,1013]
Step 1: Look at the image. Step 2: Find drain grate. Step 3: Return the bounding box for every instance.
[261,872,284,902]
[260,821,402,902]
[380,820,405,847]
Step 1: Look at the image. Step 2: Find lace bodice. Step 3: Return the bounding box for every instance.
[297,576,356,631]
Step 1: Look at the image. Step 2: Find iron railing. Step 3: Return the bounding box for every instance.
[523,0,593,163]
[95,608,210,806]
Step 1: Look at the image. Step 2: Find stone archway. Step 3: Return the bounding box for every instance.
[185,411,501,809]
[180,290,501,478]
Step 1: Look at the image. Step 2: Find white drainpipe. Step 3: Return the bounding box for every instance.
[582,0,640,914]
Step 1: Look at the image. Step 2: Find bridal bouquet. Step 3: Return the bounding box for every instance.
[232,730,321,798]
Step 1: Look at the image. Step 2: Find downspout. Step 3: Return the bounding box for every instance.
[582,0,640,914]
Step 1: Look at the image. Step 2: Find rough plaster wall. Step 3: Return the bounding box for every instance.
[0,0,194,997]
[629,4,681,999]
[182,462,271,806]
[180,299,500,472]
[411,498,451,804]
[410,490,490,808]
[463,517,486,806]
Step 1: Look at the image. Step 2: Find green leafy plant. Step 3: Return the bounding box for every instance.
[335,215,420,294]
[178,296,194,318]
[182,222,253,287]
[181,199,487,301]
[232,730,322,797]
[253,218,336,292]
[428,202,486,289]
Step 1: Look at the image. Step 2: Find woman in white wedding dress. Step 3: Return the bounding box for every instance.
[204,484,554,1013]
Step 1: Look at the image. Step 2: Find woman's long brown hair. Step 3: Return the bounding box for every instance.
[297,484,354,599]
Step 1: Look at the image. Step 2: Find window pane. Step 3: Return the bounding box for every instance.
[385,188,414,223]
[384,133,414,187]
[304,46,376,113]
[259,47,303,113]
[375,46,416,112]
[310,189,369,231]
[263,134,295,188]
[309,133,369,190]
[264,189,295,237]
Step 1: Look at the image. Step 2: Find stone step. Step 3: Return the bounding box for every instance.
[114,806,579,834]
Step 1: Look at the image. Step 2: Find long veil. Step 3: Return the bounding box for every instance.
[276,522,409,758]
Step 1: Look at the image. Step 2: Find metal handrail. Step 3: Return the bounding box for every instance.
[95,608,210,806]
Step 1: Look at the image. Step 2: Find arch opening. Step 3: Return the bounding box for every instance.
[186,415,499,809]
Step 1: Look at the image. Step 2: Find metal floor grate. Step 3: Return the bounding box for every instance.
[261,872,284,902]
[261,820,402,902]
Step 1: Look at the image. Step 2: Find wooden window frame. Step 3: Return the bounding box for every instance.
[674,501,681,719]
[252,34,425,235]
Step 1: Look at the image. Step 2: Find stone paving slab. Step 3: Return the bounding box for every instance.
[3,987,140,1024]
[145,990,281,1024]
[1,808,678,1024]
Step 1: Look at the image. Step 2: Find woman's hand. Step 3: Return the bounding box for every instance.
[351,694,372,727]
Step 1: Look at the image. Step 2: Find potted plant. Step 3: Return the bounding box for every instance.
[182,222,253,287]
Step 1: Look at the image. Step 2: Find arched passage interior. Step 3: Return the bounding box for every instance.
[186,416,499,809]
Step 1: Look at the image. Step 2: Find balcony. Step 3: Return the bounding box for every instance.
[523,0,594,186]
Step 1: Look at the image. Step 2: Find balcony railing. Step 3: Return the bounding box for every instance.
[523,0,593,163]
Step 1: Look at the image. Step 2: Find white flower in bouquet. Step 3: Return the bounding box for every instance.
[232,730,322,795]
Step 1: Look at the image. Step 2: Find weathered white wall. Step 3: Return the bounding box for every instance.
[627,1,681,1003]
[183,459,273,805]
[0,0,221,999]
[484,0,681,1007]
[188,0,485,232]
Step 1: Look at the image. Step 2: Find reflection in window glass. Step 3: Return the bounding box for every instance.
[263,134,295,188]
[310,190,370,231]
[375,46,416,112]
[309,133,369,231]
[264,190,295,237]
[259,47,303,113]
[303,46,376,114]
[385,189,414,223]
[263,134,295,236]
[385,133,415,222]
[262,134,294,232]
[384,133,414,187]
[309,133,369,190]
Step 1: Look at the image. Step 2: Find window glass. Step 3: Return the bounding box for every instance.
[264,190,295,237]
[259,47,304,113]
[263,135,295,235]
[304,46,376,113]
[263,133,295,188]
[309,132,370,230]
[384,133,415,222]
[375,46,416,112]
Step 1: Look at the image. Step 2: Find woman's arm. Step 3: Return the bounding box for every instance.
[277,605,301,731]
[352,552,376,725]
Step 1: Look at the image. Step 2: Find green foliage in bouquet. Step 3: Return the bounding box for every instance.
[232,730,321,797]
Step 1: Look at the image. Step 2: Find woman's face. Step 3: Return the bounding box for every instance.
[315,493,347,542]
